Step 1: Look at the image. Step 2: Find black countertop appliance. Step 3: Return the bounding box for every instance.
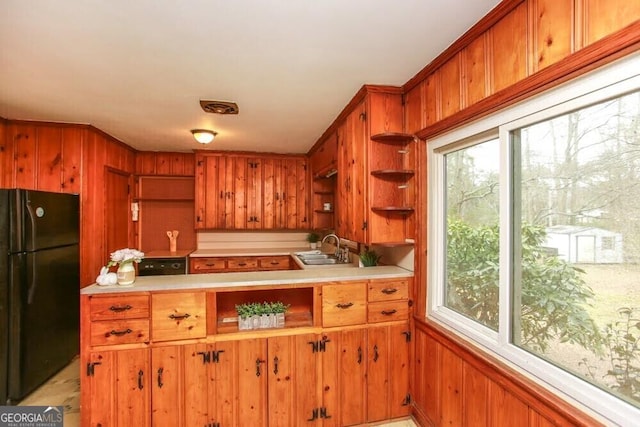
[0,189,80,404]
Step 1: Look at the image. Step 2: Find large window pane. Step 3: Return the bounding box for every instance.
[445,139,500,330]
[513,90,640,407]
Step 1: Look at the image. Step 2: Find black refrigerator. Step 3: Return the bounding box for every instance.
[0,189,80,404]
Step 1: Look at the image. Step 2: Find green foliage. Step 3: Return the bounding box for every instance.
[235,301,290,319]
[446,218,601,352]
[603,307,640,402]
[359,249,381,267]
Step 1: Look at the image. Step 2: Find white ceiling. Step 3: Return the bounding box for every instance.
[0,0,500,154]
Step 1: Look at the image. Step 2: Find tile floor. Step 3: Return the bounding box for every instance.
[17,357,417,427]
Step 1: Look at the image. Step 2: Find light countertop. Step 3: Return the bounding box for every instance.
[81,265,413,295]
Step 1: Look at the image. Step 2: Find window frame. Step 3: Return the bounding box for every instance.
[427,52,640,425]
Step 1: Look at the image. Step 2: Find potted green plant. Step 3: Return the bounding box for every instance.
[306,232,321,249]
[359,249,381,267]
[235,301,290,330]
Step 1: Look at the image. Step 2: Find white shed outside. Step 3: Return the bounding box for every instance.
[544,225,623,264]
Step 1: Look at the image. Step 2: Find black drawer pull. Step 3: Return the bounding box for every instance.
[381,309,397,316]
[205,263,216,267]
[238,262,247,267]
[169,313,191,320]
[336,302,353,309]
[381,288,398,295]
[109,328,132,336]
[109,304,132,312]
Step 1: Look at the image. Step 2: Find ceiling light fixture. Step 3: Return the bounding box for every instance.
[191,129,217,144]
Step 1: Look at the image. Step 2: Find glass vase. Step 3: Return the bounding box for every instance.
[116,262,136,286]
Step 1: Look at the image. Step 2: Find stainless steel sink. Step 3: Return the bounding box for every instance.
[297,253,340,265]
[300,258,338,265]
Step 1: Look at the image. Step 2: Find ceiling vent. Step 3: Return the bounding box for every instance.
[200,100,239,115]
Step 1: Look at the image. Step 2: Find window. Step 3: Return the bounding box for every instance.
[428,53,640,425]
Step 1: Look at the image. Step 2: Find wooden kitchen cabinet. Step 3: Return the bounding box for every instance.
[189,255,293,274]
[321,281,367,327]
[367,323,412,422]
[309,132,338,231]
[85,348,150,427]
[338,328,367,426]
[183,341,237,427]
[151,345,184,427]
[151,291,206,342]
[195,152,309,230]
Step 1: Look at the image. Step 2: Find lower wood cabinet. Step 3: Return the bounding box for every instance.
[85,348,150,427]
[81,278,413,426]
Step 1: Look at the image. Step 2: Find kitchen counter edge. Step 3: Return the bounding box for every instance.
[81,265,413,295]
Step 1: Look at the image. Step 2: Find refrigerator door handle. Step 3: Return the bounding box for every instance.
[27,252,37,305]
[25,199,38,250]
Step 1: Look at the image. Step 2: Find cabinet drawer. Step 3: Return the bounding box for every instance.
[322,282,367,327]
[90,319,149,346]
[190,257,226,273]
[89,294,150,321]
[151,292,206,342]
[227,257,259,270]
[367,300,410,323]
[368,279,409,302]
[258,256,291,270]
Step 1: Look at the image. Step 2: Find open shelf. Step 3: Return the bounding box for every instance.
[212,287,315,335]
[370,170,415,178]
[371,206,415,213]
[370,132,415,145]
[216,311,313,334]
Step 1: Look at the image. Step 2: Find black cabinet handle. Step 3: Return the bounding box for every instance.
[157,367,164,388]
[357,346,362,364]
[373,345,379,362]
[138,370,144,390]
[238,263,247,267]
[381,288,398,295]
[108,328,132,337]
[273,356,279,375]
[169,313,191,320]
[307,408,319,421]
[336,302,353,309]
[109,304,132,312]
[381,309,397,316]
[255,358,265,377]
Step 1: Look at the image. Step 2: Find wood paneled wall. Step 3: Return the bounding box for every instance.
[0,119,136,287]
[407,0,640,425]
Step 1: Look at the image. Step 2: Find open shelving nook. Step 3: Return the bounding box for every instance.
[209,286,317,334]
[368,132,416,245]
[311,173,336,231]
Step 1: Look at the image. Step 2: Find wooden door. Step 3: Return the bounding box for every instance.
[115,348,150,427]
[262,157,279,229]
[195,155,218,229]
[339,329,366,426]
[233,157,249,229]
[320,332,339,427]
[293,333,321,426]
[184,341,237,427]
[389,322,411,419]
[61,127,83,194]
[237,338,268,426]
[366,323,411,422]
[268,335,295,426]
[247,157,263,229]
[336,121,348,238]
[86,351,115,427]
[367,325,390,422]
[350,100,368,243]
[151,345,183,427]
[105,168,131,259]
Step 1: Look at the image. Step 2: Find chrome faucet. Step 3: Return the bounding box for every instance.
[321,233,341,258]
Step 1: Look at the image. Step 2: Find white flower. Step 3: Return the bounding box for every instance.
[108,248,144,267]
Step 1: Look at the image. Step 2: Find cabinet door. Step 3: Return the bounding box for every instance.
[85,351,115,427]
[116,348,151,427]
[151,292,206,342]
[195,154,219,229]
[151,346,183,427]
[338,101,367,242]
[339,329,366,426]
[283,157,308,229]
[268,335,296,426]
[237,338,268,426]
[367,323,411,422]
[184,342,237,427]
[247,157,263,229]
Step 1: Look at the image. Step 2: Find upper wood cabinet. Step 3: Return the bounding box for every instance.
[195,151,308,230]
[1,122,83,194]
[308,137,338,231]
[135,151,195,176]
[332,86,416,245]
